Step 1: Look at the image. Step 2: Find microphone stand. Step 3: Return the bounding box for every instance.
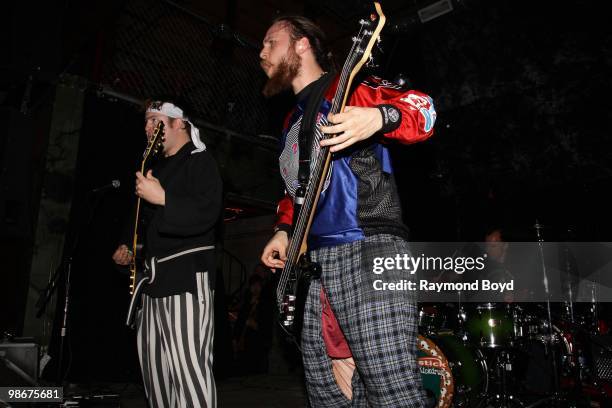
[35,191,104,384]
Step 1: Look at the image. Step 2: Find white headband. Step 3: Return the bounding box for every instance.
[146,102,206,154]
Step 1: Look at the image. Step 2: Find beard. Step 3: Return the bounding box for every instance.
[261,48,300,98]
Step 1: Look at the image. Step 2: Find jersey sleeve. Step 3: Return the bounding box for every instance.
[273,192,294,232]
[349,76,436,144]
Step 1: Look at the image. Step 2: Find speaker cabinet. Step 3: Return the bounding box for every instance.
[0,342,39,386]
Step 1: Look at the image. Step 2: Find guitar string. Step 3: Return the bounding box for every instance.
[130,123,164,292]
[275,49,359,304]
[277,62,352,303]
[276,24,369,306]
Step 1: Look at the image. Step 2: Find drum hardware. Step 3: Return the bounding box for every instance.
[588,335,612,382]
[416,301,608,407]
[455,305,469,343]
[533,221,564,407]
[479,348,525,408]
[419,304,442,336]
[560,232,578,325]
[586,301,600,336]
[418,303,467,337]
[412,218,610,407]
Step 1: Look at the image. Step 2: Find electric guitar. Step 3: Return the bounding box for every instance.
[129,121,165,294]
[276,2,386,345]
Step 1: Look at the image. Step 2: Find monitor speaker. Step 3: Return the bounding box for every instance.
[0,342,39,386]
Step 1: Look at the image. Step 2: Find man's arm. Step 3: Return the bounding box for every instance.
[260,193,293,270]
[273,193,293,234]
[320,76,436,151]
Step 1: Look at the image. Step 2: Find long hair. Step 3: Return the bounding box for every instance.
[272,15,335,72]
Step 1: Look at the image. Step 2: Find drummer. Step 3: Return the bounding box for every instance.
[484,227,517,302]
[484,228,513,277]
[451,226,516,303]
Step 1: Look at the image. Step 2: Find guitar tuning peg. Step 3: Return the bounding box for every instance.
[366,54,375,68]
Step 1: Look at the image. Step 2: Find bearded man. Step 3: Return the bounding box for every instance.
[259,16,437,408]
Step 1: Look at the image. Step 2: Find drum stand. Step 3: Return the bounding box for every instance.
[455,291,469,342]
[523,222,565,408]
[479,348,525,408]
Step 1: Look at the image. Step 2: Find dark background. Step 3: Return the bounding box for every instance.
[2,0,611,383]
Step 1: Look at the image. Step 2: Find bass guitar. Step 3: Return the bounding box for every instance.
[276,2,386,346]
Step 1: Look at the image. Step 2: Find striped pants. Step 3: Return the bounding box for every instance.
[136,272,216,407]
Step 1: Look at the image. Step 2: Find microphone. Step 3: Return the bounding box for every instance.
[91,179,121,193]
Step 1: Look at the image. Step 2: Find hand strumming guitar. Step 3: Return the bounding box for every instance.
[112,244,133,266]
[260,230,289,271]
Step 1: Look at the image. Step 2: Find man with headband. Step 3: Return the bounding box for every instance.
[112,99,222,407]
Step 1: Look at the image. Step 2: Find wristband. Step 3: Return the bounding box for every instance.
[377,104,402,134]
[273,224,291,234]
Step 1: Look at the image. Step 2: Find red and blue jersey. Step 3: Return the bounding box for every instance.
[275,75,436,249]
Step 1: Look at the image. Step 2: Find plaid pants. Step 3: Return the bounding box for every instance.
[302,234,425,408]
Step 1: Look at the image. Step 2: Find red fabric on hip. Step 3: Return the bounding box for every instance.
[320,287,352,358]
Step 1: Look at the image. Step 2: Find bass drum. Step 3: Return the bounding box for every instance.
[417,334,488,408]
[513,321,576,395]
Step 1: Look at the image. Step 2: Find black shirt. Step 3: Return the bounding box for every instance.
[136,141,223,297]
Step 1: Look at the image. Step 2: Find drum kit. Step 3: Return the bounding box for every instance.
[416,301,611,407]
[414,223,612,407]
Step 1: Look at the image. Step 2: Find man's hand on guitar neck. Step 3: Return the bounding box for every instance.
[319,106,384,152]
[136,170,166,206]
[261,230,289,271]
[112,244,133,266]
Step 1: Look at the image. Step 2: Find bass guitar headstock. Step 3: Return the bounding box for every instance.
[348,3,386,74]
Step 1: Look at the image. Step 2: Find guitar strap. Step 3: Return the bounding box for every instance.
[292,72,336,230]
